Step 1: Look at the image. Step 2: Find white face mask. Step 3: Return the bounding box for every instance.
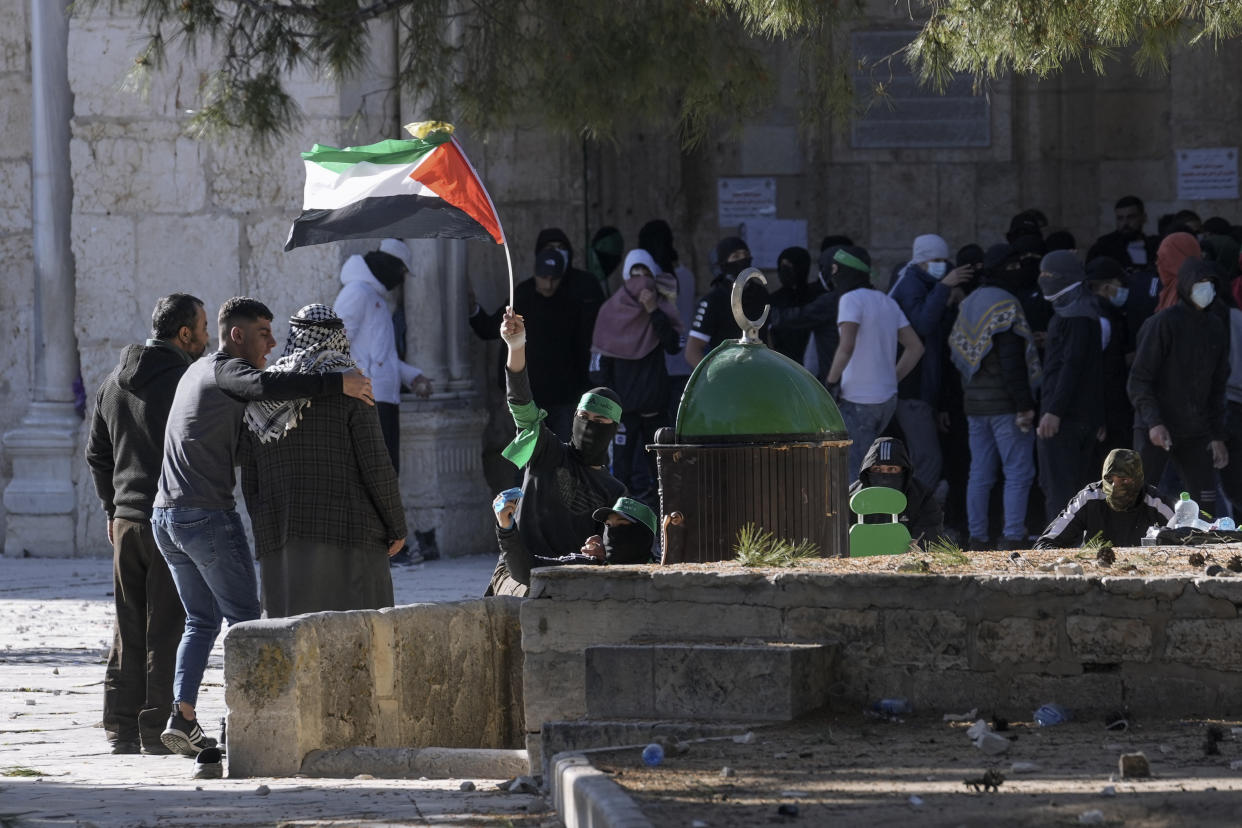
[1191,281,1216,309]
[925,261,947,279]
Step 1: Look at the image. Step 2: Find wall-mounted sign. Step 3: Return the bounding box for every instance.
[718,177,776,227]
[1177,148,1238,201]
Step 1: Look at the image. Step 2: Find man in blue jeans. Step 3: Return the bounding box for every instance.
[949,245,1043,550]
[152,297,374,756]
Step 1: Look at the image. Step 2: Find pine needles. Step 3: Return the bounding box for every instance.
[734,523,819,567]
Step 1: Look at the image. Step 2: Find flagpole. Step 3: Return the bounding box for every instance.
[446,135,514,309]
[502,239,515,309]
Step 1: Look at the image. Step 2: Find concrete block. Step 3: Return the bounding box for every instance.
[134,214,242,319]
[524,651,587,730]
[1121,670,1218,716]
[936,164,977,246]
[1169,587,1238,619]
[975,617,1059,666]
[1066,616,1153,663]
[820,163,870,242]
[71,134,208,215]
[520,598,783,654]
[552,753,653,828]
[207,132,308,214]
[1164,619,1242,670]
[585,643,830,722]
[585,646,653,719]
[910,669,1007,713]
[1099,577,1189,601]
[0,76,30,152]
[739,125,803,175]
[782,607,883,660]
[883,609,969,669]
[1098,160,1171,207]
[300,746,530,779]
[1193,579,1242,604]
[0,0,26,74]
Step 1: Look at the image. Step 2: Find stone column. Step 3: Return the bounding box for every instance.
[398,238,492,557]
[3,0,80,558]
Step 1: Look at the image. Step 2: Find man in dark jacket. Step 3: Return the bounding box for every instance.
[486,307,626,594]
[686,236,770,366]
[768,247,843,385]
[948,244,1042,549]
[1035,448,1172,548]
[1128,259,1230,514]
[469,228,604,438]
[849,437,945,549]
[769,246,822,363]
[85,294,208,755]
[1035,251,1105,521]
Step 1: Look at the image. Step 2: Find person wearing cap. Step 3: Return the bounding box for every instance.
[822,245,925,481]
[239,304,406,616]
[335,239,434,565]
[1035,449,1172,549]
[948,244,1042,550]
[685,236,770,367]
[486,494,656,596]
[1035,250,1105,522]
[887,233,976,489]
[469,229,604,439]
[490,306,626,584]
[1128,258,1230,516]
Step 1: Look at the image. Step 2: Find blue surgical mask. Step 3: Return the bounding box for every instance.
[1191,281,1215,309]
[1109,286,1129,307]
[925,261,947,279]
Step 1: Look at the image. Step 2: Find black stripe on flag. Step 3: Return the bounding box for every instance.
[285,195,494,251]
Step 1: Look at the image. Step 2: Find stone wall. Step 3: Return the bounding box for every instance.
[0,0,33,546]
[224,597,525,778]
[521,567,1242,761]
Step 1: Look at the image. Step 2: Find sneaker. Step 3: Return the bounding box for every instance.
[193,746,224,779]
[142,741,174,756]
[160,709,219,757]
[110,740,140,755]
[389,546,425,567]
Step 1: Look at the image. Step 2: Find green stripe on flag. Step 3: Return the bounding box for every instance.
[303,135,451,173]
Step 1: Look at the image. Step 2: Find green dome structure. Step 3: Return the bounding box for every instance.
[676,340,847,442]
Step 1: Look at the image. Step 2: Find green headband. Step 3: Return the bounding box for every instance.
[577,392,622,422]
[833,249,871,274]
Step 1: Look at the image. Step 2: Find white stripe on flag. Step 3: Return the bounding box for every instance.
[302,159,438,210]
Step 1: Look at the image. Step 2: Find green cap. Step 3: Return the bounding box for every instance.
[592,497,658,536]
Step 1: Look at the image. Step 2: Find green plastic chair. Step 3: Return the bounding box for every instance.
[848,486,911,557]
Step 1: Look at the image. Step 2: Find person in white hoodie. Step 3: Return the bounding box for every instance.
[335,239,435,563]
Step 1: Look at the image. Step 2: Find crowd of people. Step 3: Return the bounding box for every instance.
[83,195,1242,761]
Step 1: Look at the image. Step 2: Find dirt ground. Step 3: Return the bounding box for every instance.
[590,712,1242,827]
[681,543,1242,579]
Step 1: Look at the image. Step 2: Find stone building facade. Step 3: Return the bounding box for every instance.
[2,0,1240,557]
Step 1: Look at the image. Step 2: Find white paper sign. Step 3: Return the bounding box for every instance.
[738,218,809,269]
[1177,148,1238,201]
[718,177,777,226]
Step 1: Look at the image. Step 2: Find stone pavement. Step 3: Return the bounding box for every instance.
[0,554,557,827]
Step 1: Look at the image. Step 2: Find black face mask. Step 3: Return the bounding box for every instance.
[778,264,798,290]
[572,416,617,466]
[1018,260,1041,290]
[721,256,752,280]
[867,472,904,491]
[602,521,652,564]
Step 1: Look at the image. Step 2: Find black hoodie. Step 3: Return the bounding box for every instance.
[86,341,194,521]
[847,437,945,548]
[1128,259,1229,441]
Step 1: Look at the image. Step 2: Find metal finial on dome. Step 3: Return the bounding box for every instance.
[730,267,769,344]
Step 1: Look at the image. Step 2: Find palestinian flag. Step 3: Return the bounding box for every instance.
[285,130,504,251]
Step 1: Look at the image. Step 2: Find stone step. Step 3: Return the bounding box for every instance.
[584,642,834,722]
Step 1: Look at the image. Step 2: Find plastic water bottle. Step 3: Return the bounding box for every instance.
[1212,517,1236,531]
[641,743,664,766]
[1034,703,1070,726]
[1170,492,1201,529]
[872,698,913,715]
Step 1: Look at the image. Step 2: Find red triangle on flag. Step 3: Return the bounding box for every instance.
[410,141,504,244]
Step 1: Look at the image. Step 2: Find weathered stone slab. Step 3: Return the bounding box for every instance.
[975,617,1059,666]
[1066,617,1153,663]
[1164,619,1242,670]
[883,610,969,669]
[584,643,831,722]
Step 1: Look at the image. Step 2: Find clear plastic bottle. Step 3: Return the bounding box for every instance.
[1170,492,1199,528]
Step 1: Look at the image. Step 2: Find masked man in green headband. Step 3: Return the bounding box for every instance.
[485,308,627,594]
[1035,448,1173,549]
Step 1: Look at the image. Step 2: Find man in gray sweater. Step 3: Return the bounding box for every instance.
[152,297,373,756]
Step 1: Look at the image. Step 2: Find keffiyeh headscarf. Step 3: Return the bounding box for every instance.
[244,304,356,443]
